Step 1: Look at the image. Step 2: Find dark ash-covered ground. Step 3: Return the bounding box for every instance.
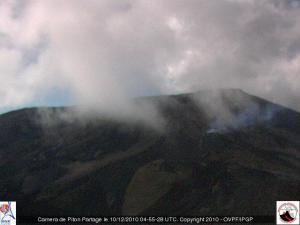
[0,89,299,224]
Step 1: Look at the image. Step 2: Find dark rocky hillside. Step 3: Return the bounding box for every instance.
[0,89,299,222]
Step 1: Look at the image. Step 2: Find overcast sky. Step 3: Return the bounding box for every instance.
[1,0,300,114]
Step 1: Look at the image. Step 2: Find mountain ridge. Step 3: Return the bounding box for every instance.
[0,89,299,222]
[1,88,299,117]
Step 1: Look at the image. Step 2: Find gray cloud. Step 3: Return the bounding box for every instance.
[0,0,300,116]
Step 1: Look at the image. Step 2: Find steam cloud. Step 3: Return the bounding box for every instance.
[1,0,300,122]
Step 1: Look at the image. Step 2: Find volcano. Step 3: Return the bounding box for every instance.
[280,211,295,222]
[0,89,299,222]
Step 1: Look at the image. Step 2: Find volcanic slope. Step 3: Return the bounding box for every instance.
[0,89,299,218]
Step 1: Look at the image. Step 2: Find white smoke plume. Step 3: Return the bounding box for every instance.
[1,0,300,125]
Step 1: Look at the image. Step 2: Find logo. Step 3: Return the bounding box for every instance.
[277,201,300,225]
[0,202,16,225]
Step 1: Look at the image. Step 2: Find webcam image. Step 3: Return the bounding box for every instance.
[0,0,299,225]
